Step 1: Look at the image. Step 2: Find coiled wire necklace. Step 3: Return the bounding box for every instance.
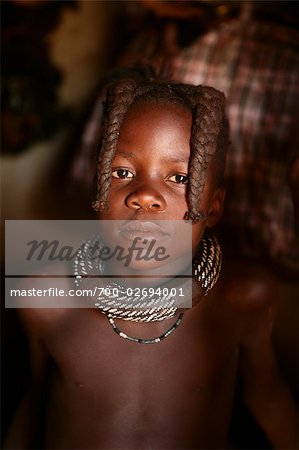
[74,234,222,344]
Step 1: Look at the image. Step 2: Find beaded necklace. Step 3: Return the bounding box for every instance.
[108,313,184,344]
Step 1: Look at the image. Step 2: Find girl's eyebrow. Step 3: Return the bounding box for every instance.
[114,151,136,159]
[162,156,189,164]
[115,151,189,164]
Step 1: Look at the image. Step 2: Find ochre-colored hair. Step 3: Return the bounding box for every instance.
[92,70,228,222]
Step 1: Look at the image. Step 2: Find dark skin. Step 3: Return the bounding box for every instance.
[5,102,299,449]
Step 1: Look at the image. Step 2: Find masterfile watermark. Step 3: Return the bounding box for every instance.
[5,220,192,276]
[5,220,193,309]
[26,237,170,267]
[5,277,192,308]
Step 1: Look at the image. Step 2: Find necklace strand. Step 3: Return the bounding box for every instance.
[107,312,184,344]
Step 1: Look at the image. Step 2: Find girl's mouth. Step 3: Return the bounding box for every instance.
[118,221,170,241]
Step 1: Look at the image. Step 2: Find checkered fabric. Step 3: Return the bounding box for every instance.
[70,13,299,275]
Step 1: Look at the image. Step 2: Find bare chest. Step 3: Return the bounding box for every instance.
[43,307,241,449]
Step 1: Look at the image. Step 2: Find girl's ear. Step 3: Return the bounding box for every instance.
[206,186,226,228]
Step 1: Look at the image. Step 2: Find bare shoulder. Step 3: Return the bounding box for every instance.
[220,257,278,315]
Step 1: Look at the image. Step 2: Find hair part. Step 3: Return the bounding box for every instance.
[92,70,228,222]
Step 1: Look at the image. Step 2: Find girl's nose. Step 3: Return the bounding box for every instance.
[125,185,166,212]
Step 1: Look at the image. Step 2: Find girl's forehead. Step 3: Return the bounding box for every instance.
[128,97,191,114]
[121,100,192,129]
[115,102,192,163]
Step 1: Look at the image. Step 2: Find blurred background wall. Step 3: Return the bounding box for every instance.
[1,0,128,221]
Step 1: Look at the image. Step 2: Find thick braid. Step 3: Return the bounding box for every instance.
[185,87,226,222]
[92,79,137,211]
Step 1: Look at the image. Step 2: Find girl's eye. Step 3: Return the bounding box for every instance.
[112,169,134,179]
[168,174,189,185]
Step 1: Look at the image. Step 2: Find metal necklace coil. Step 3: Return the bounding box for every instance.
[73,233,222,324]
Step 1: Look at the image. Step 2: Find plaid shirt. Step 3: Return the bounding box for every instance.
[71,11,299,275]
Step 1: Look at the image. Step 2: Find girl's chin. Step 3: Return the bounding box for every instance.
[107,255,191,278]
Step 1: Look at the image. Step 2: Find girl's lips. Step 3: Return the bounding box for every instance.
[119,230,165,241]
[118,221,170,241]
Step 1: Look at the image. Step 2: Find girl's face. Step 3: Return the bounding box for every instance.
[98,101,224,273]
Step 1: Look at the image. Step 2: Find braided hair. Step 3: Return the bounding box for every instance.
[92,70,228,222]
